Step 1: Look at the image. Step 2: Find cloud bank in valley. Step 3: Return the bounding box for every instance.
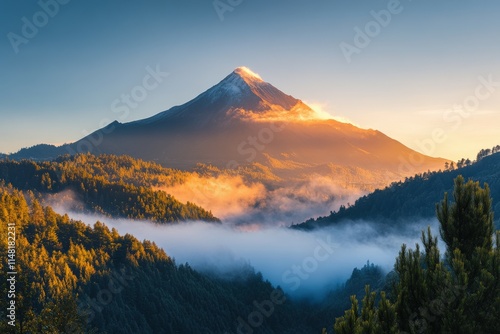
[155,174,266,221]
[55,206,439,299]
[157,174,364,227]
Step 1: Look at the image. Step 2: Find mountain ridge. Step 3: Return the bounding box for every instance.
[6,67,448,191]
[295,150,500,230]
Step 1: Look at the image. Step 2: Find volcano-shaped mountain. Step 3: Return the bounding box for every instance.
[9,67,448,190]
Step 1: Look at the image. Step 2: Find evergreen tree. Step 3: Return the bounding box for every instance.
[333,295,359,334]
[436,176,498,333]
[437,176,494,268]
[375,292,397,334]
[332,286,397,334]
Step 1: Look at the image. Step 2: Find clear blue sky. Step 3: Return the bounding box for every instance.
[1,0,499,160]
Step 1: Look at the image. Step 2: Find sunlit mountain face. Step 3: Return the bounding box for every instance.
[65,66,446,173]
[9,67,449,226]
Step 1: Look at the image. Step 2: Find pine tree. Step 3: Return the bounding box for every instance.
[334,295,359,334]
[358,286,376,333]
[375,292,397,334]
[436,176,498,332]
[333,286,397,334]
[437,176,494,269]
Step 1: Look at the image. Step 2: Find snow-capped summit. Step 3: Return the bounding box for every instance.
[137,67,316,125]
[206,66,300,110]
[233,66,263,81]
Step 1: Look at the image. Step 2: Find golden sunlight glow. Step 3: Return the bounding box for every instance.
[226,102,321,122]
[304,101,333,120]
[304,101,360,126]
[236,66,263,80]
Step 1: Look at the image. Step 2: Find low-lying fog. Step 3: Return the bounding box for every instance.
[155,174,365,226]
[53,205,439,300]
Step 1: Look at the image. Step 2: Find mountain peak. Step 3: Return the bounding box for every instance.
[132,67,320,126]
[233,67,263,82]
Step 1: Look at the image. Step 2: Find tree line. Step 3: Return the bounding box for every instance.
[445,143,499,171]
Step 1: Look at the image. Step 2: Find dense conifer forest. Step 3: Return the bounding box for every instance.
[0,154,218,223]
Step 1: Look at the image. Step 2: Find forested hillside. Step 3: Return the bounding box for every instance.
[0,184,321,333]
[297,150,500,230]
[328,176,499,333]
[0,154,218,223]
[0,181,397,333]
